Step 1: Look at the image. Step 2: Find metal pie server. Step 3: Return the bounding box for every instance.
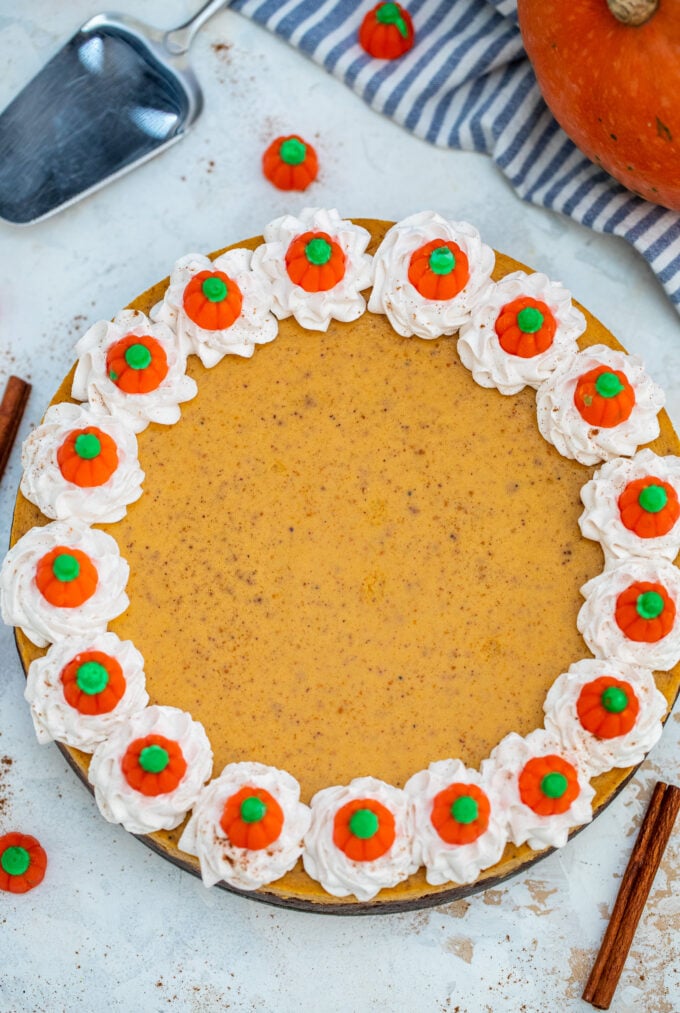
[0,0,227,225]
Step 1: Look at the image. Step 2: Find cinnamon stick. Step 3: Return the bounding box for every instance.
[0,375,31,482]
[583,780,680,1009]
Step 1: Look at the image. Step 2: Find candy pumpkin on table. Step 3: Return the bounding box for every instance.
[518,0,680,211]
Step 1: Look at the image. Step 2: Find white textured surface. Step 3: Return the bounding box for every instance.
[0,3,678,1011]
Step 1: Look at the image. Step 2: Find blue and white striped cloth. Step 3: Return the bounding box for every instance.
[232,0,680,317]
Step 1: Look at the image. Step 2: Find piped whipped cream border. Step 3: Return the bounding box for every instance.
[2,211,676,901]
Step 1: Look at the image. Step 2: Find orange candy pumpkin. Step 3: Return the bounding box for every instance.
[333,798,396,861]
[262,135,319,192]
[359,3,415,60]
[618,476,680,538]
[285,231,346,292]
[35,546,98,608]
[614,580,675,643]
[57,427,119,488]
[430,782,491,845]
[0,832,47,894]
[576,675,640,739]
[183,270,243,330]
[518,754,580,816]
[407,240,470,300]
[573,366,635,427]
[494,297,557,357]
[106,334,169,394]
[518,0,680,211]
[220,786,284,850]
[121,734,187,796]
[60,650,126,716]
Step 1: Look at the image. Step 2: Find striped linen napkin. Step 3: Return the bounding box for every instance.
[231,0,680,318]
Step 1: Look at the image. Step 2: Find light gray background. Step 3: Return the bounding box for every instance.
[0,3,678,1011]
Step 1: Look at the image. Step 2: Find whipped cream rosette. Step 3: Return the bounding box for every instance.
[367,211,494,339]
[578,557,680,670]
[457,270,585,394]
[302,776,417,901]
[404,760,507,886]
[249,207,373,331]
[0,520,129,648]
[579,449,680,564]
[543,658,667,777]
[151,248,278,368]
[482,730,595,850]
[20,402,144,524]
[88,705,213,834]
[71,309,197,433]
[536,344,664,466]
[178,761,311,890]
[25,632,148,752]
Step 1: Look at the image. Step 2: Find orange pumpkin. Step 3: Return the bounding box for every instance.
[35,546,98,608]
[494,297,557,357]
[518,754,580,816]
[0,832,47,894]
[182,270,243,330]
[430,783,491,845]
[262,135,319,192]
[106,334,169,394]
[359,3,415,60]
[517,0,680,210]
[60,650,126,715]
[285,231,346,292]
[576,675,640,738]
[220,786,284,850]
[614,580,676,642]
[121,734,187,796]
[407,240,470,300]
[333,798,396,861]
[57,427,119,488]
[573,366,635,427]
[618,476,680,538]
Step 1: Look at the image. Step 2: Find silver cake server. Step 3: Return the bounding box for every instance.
[0,0,227,225]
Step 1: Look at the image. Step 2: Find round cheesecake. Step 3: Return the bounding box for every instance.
[10,219,680,911]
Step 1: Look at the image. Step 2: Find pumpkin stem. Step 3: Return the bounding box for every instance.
[606,0,658,26]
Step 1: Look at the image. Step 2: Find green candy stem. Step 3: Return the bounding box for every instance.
[75,660,110,696]
[1,845,30,877]
[52,553,80,583]
[349,808,379,839]
[279,138,307,166]
[74,432,102,460]
[450,795,479,825]
[305,237,332,266]
[428,246,455,276]
[139,744,170,774]
[377,2,409,37]
[124,343,152,371]
[636,590,665,620]
[202,276,228,302]
[601,685,629,714]
[517,307,544,333]
[638,484,668,514]
[595,371,625,399]
[240,796,267,823]
[540,772,568,799]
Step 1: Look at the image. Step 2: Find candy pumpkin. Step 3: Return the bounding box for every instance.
[0,832,47,894]
[494,297,556,357]
[573,366,635,427]
[430,783,490,845]
[106,334,169,394]
[518,0,680,210]
[220,786,284,850]
[518,755,580,816]
[183,270,243,330]
[614,580,676,642]
[60,650,126,715]
[121,734,187,796]
[332,798,396,861]
[407,240,470,300]
[285,232,346,292]
[57,427,119,487]
[359,3,415,60]
[262,135,319,192]
[35,546,98,607]
[576,675,640,738]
